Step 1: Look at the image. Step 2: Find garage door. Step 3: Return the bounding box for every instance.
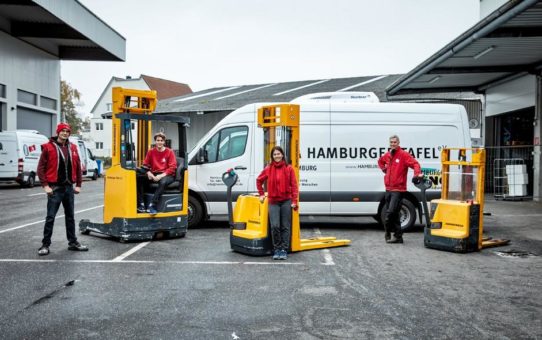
[17,107,54,136]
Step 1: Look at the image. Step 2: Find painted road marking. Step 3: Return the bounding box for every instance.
[0,259,306,265]
[314,228,335,266]
[27,193,45,197]
[112,241,151,262]
[0,205,104,234]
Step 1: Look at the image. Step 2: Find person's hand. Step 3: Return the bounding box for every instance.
[147,171,154,180]
[259,195,265,203]
[153,174,163,182]
[291,203,298,211]
[44,186,53,196]
[74,187,81,194]
[418,174,425,178]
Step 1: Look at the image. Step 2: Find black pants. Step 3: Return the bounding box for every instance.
[384,191,403,238]
[137,174,174,206]
[42,185,77,247]
[268,199,292,252]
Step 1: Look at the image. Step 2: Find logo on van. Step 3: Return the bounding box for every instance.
[23,144,37,156]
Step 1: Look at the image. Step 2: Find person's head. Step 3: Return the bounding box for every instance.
[154,132,166,149]
[270,146,286,163]
[389,134,400,151]
[56,123,71,142]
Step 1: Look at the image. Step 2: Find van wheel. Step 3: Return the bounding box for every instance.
[26,173,36,188]
[92,170,98,180]
[379,199,417,232]
[188,196,203,228]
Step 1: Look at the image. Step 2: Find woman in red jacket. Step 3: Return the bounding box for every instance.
[257,146,298,260]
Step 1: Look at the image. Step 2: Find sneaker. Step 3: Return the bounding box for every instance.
[272,250,280,260]
[68,242,89,251]
[38,245,49,256]
[147,204,158,215]
[279,250,288,260]
[137,203,146,213]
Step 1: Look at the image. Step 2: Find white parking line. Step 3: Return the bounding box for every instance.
[314,228,336,266]
[27,193,45,197]
[0,259,306,265]
[0,205,104,234]
[112,241,150,262]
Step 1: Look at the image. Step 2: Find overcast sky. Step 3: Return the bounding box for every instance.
[61,0,480,115]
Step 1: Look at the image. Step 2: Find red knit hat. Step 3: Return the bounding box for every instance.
[56,122,71,135]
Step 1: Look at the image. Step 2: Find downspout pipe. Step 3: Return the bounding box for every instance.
[386,0,540,97]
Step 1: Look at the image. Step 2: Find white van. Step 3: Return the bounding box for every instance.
[0,130,49,187]
[69,137,99,180]
[186,92,471,230]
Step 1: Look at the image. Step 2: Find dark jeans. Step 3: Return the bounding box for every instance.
[268,199,292,251]
[384,191,404,238]
[137,174,175,206]
[42,185,77,246]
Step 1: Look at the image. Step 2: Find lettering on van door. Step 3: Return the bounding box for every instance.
[208,175,243,187]
[306,146,440,159]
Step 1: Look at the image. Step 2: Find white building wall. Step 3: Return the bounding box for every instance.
[485,75,536,117]
[0,30,60,134]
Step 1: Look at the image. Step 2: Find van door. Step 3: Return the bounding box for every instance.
[77,140,88,174]
[196,124,251,215]
[0,134,18,178]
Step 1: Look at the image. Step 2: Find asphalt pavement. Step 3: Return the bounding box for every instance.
[0,179,540,339]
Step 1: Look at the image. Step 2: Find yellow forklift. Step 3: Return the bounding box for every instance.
[418,148,509,252]
[222,104,350,255]
[79,87,190,242]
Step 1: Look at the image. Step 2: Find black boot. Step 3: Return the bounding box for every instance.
[388,236,403,244]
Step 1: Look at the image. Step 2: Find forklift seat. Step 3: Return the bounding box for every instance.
[148,157,185,193]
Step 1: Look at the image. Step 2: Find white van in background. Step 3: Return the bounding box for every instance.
[69,137,99,180]
[0,130,48,187]
[186,92,472,230]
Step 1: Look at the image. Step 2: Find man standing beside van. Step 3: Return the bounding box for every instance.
[378,135,423,244]
[37,123,88,256]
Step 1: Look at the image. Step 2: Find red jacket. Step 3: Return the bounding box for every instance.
[143,147,177,176]
[257,162,298,204]
[38,137,82,187]
[378,147,421,192]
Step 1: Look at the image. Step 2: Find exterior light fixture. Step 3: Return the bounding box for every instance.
[473,46,495,60]
[428,76,441,84]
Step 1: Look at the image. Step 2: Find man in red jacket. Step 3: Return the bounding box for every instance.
[137,132,177,214]
[37,123,88,256]
[378,135,423,244]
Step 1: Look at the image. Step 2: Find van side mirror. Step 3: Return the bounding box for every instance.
[197,148,207,163]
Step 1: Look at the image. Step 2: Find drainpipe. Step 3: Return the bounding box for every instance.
[534,74,542,201]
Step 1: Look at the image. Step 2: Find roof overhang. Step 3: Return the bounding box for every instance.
[386,0,542,96]
[0,0,125,61]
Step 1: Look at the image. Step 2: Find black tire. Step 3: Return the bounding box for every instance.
[379,198,417,232]
[26,173,35,188]
[188,195,203,228]
[91,170,98,180]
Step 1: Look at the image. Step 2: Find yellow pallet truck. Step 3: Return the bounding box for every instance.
[79,87,190,242]
[222,104,350,255]
[419,148,509,252]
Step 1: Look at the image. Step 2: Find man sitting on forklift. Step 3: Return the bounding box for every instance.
[137,132,177,214]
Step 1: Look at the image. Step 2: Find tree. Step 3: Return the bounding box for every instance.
[61,80,83,134]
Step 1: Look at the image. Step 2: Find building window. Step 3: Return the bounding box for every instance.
[106,103,112,112]
[17,89,37,105]
[40,96,57,110]
[96,142,103,149]
[131,122,136,130]
[96,123,104,131]
[0,83,5,98]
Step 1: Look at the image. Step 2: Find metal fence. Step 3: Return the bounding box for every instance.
[484,146,534,198]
